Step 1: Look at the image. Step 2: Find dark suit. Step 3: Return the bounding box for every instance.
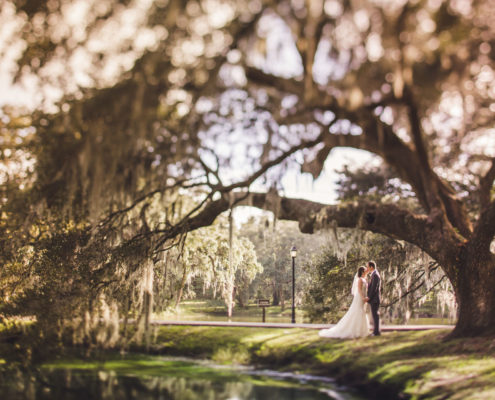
[367,270,381,335]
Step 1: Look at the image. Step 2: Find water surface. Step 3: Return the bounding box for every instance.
[1,355,363,400]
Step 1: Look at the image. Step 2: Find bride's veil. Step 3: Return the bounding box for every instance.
[351,273,359,296]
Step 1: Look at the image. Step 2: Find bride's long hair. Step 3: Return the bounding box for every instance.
[357,266,366,277]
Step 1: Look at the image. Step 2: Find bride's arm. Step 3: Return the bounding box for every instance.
[358,279,366,301]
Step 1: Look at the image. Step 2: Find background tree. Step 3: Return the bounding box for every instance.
[205,232,262,317]
[160,220,262,315]
[240,216,327,309]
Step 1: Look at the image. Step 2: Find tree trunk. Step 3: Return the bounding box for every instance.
[450,251,495,337]
[122,296,131,347]
[237,291,245,308]
[225,282,235,318]
[231,285,237,313]
[175,266,188,308]
[272,285,279,306]
[144,290,152,352]
[236,280,249,307]
[227,290,233,318]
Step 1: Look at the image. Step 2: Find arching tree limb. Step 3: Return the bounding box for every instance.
[245,64,474,239]
[147,191,460,275]
[471,199,495,256]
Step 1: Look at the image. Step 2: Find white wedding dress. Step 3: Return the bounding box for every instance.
[319,276,370,339]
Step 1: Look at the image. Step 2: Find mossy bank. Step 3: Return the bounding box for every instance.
[128,326,495,400]
[2,324,494,399]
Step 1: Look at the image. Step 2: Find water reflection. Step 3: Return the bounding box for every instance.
[1,358,360,400]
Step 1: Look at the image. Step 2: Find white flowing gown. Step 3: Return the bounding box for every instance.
[319,277,370,339]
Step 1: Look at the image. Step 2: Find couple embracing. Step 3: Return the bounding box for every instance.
[319,261,381,339]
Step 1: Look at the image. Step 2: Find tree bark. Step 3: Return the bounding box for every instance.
[451,249,495,336]
[272,284,280,306]
[449,200,495,336]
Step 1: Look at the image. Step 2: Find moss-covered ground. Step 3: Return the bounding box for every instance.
[134,326,495,400]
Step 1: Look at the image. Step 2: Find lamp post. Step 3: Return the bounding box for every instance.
[290,246,297,324]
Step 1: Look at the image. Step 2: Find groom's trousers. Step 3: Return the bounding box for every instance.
[370,302,380,335]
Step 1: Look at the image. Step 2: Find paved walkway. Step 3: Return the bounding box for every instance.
[151,320,454,331]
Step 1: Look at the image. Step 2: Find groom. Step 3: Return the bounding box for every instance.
[365,261,381,336]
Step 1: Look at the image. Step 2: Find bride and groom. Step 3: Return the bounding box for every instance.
[319,261,381,339]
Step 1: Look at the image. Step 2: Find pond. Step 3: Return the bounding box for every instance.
[1,355,364,400]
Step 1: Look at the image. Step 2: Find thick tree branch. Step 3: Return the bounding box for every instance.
[321,106,473,239]
[245,67,473,239]
[245,66,304,97]
[404,87,431,170]
[472,199,495,255]
[403,87,473,238]
[125,135,325,251]
[148,191,461,273]
[292,1,324,102]
[479,157,495,210]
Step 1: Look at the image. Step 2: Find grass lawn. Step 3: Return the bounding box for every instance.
[155,300,454,326]
[155,300,308,323]
[2,320,487,399]
[141,326,495,400]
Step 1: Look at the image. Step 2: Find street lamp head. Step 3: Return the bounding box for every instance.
[290,246,297,258]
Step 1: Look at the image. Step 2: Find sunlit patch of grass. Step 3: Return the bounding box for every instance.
[212,346,250,364]
[254,329,317,347]
[151,326,283,362]
[406,359,495,400]
[239,330,287,344]
[369,358,438,385]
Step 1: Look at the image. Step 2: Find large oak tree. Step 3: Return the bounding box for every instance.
[1,0,494,337]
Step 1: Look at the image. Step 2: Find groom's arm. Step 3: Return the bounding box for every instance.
[368,274,379,302]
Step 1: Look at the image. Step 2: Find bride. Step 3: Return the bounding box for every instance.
[319,266,370,339]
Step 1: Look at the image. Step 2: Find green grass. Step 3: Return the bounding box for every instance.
[2,320,490,399]
[139,326,495,400]
[156,300,307,323]
[156,300,454,326]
